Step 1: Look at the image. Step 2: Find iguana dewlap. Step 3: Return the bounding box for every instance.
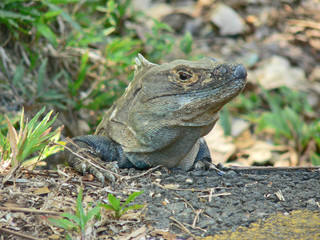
[65,54,247,181]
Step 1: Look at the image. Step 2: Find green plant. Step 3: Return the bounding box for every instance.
[256,87,320,163]
[67,0,137,47]
[311,153,320,166]
[68,37,142,111]
[180,31,193,56]
[2,59,72,110]
[1,107,62,168]
[100,191,144,219]
[48,186,100,239]
[0,0,81,45]
[231,92,262,115]
[219,108,232,136]
[145,19,175,62]
[97,0,135,33]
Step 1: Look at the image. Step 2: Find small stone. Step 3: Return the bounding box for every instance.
[191,170,205,176]
[210,4,245,36]
[310,66,320,82]
[224,170,237,179]
[185,178,193,184]
[216,218,223,224]
[251,55,307,90]
[150,192,161,198]
[154,193,162,198]
[161,198,170,206]
[154,171,162,176]
[198,219,217,228]
[231,118,250,137]
[154,178,161,184]
[307,198,319,210]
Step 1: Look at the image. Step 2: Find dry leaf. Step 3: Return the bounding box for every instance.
[5,115,18,165]
[235,130,255,149]
[151,229,178,240]
[204,123,236,164]
[243,141,273,164]
[4,202,20,208]
[163,184,180,189]
[34,186,50,195]
[119,225,147,240]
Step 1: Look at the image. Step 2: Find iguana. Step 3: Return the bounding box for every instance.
[65,54,247,183]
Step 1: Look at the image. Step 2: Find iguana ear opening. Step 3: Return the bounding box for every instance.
[134,53,157,76]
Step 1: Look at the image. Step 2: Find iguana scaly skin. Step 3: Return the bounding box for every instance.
[65,54,247,183]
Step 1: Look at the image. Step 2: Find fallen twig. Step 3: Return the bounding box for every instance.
[198,192,232,198]
[0,227,40,240]
[169,216,198,239]
[228,166,320,171]
[0,206,60,215]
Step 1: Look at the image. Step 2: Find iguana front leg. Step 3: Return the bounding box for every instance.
[64,135,133,184]
[193,138,226,174]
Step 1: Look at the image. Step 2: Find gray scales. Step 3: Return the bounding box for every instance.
[65,54,247,184]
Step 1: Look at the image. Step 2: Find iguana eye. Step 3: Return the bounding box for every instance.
[178,71,192,81]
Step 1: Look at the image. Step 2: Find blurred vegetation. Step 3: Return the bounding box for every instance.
[0,0,194,170]
[229,86,320,165]
[0,0,319,168]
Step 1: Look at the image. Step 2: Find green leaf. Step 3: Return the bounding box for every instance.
[12,63,24,86]
[43,10,62,19]
[108,194,120,211]
[47,3,83,33]
[61,212,80,226]
[84,205,100,224]
[122,191,143,208]
[220,108,231,136]
[0,10,35,21]
[99,203,115,211]
[48,218,77,230]
[311,153,320,166]
[121,204,144,215]
[180,31,193,55]
[47,0,79,3]
[76,186,85,230]
[35,22,57,46]
[37,58,48,93]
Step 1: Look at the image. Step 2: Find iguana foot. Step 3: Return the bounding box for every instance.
[194,161,226,175]
[68,154,119,185]
[65,136,121,185]
[67,148,119,185]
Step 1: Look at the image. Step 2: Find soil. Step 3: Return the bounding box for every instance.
[1,166,319,239]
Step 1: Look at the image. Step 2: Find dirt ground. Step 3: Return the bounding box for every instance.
[1,165,320,239]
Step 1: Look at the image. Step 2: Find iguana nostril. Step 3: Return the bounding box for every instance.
[234,64,247,79]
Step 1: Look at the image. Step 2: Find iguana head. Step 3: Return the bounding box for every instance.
[132,54,247,126]
[100,54,246,151]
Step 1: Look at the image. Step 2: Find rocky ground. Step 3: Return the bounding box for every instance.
[1,165,319,239]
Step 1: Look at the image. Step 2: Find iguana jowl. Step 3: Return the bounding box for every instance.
[65,54,247,182]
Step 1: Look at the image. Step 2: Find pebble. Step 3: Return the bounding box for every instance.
[185,178,193,184]
[224,170,237,179]
[306,198,319,210]
[198,219,216,228]
[210,3,245,36]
